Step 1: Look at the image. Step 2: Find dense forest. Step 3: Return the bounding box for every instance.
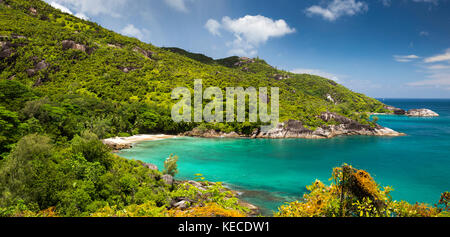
[0,0,447,217]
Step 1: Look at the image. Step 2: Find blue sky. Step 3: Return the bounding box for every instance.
[45,0,450,98]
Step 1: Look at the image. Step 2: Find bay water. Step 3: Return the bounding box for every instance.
[118,99,450,214]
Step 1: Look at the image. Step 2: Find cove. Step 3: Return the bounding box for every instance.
[118,99,450,214]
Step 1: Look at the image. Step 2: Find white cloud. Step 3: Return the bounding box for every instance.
[205,19,221,36]
[427,64,450,70]
[49,1,90,20]
[46,0,129,18]
[164,0,190,12]
[407,49,450,90]
[50,1,73,14]
[420,31,429,36]
[305,0,368,21]
[205,15,295,56]
[424,49,450,63]
[407,75,450,88]
[120,24,149,41]
[75,12,89,20]
[291,68,340,82]
[222,15,295,45]
[393,54,420,62]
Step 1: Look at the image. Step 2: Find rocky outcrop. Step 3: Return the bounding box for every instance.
[234,57,255,67]
[61,40,94,54]
[133,46,155,59]
[27,59,49,77]
[170,180,260,216]
[406,109,439,117]
[384,105,406,115]
[272,74,291,80]
[142,163,158,171]
[258,112,404,139]
[29,7,38,16]
[117,65,140,73]
[162,174,174,186]
[326,94,337,104]
[183,128,241,138]
[172,200,188,209]
[102,139,132,151]
[384,105,438,117]
[184,112,404,139]
[237,201,260,216]
[0,41,15,59]
[107,43,123,49]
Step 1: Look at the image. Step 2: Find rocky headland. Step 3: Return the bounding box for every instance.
[405,109,439,117]
[183,112,405,139]
[384,106,439,117]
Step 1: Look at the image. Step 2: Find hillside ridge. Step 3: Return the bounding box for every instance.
[0,0,393,157]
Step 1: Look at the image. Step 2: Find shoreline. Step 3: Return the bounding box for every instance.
[103,126,406,151]
[103,134,179,151]
[104,109,441,150]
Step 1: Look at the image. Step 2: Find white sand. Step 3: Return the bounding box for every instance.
[103,134,178,145]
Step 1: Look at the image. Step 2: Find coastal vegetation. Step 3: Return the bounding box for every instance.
[275,165,449,217]
[0,0,447,218]
[0,0,390,158]
[0,133,250,217]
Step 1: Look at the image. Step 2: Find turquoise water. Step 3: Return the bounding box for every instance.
[118,99,450,214]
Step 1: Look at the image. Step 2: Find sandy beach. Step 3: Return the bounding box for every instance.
[103,134,179,150]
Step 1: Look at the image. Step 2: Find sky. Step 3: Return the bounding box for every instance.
[43,0,450,98]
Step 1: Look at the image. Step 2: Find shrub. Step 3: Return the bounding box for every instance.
[163,154,179,177]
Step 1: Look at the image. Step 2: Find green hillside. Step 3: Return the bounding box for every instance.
[0,0,389,154]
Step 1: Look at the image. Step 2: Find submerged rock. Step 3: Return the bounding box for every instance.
[406,109,439,117]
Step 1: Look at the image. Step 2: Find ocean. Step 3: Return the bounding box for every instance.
[118,99,450,215]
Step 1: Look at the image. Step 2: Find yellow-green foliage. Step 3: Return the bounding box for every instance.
[274,180,340,217]
[276,165,447,217]
[90,202,168,217]
[169,203,246,217]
